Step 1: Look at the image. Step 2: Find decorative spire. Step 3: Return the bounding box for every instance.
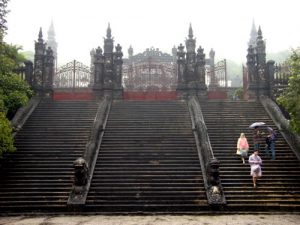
[106,23,112,39]
[188,23,193,39]
[48,20,55,37]
[172,45,177,56]
[47,21,58,63]
[248,20,258,47]
[209,48,215,59]
[257,26,262,40]
[185,24,196,53]
[250,19,257,36]
[128,45,133,57]
[38,27,43,42]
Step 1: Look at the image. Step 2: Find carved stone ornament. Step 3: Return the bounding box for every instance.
[73,157,88,187]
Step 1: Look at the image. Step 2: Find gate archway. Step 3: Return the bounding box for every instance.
[122,47,177,100]
[54,60,91,88]
[53,60,94,100]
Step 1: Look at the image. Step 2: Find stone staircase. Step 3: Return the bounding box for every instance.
[0,98,99,213]
[200,100,300,211]
[85,100,207,213]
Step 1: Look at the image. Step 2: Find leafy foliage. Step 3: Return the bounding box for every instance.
[234,87,244,100]
[0,0,33,158]
[277,49,300,134]
[0,73,33,119]
[0,42,26,74]
[0,93,6,113]
[0,112,15,158]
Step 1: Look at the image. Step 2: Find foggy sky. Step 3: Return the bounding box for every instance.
[5,0,300,66]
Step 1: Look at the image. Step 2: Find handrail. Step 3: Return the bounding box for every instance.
[11,96,42,137]
[188,96,226,206]
[259,95,300,160]
[68,96,112,207]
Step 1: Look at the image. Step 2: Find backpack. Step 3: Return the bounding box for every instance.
[270,131,277,141]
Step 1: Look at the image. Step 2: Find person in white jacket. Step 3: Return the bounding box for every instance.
[248,149,262,188]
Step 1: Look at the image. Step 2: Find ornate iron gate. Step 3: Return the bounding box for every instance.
[54,60,91,88]
[206,59,227,88]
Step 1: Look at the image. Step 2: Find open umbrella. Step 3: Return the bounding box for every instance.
[249,122,266,129]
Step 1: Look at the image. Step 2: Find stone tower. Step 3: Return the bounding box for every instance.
[33,28,54,96]
[176,24,207,99]
[92,23,123,99]
[246,25,273,99]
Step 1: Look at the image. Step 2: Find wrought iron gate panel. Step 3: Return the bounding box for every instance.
[54,60,91,88]
[122,47,177,91]
[205,59,227,88]
[272,62,291,98]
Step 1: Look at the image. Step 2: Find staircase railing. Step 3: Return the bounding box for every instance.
[11,96,42,137]
[188,96,226,206]
[68,96,112,208]
[260,95,300,160]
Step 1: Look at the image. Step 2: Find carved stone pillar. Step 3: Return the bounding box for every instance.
[246,26,269,100]
[176,43,186,99]
[266,60,275,99]
[208,48,217,89]
[92,24,123,99]
[113,44,123,99]
[92,47,105,91]
[176,25,208,100]
[114,44,123,88]
[246,45,258,100]
[43,47,54,95]
[103,24,114,94]
[24,60,33,86]
[195,46,207,99]
[33,28,46,95]
[176,44,186,88]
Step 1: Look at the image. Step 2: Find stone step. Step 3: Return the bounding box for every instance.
[201,100,300,211]
[86,100,205,212]
[0,98,99,213]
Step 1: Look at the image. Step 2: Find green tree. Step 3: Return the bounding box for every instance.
[277,49,300,134]
[0,0,31,158]
[0,0,32,119]
[0,43,26,74]
[0,0,9,39]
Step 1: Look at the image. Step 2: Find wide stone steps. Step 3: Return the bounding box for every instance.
[86,100,206,213]
[201,100,300,211]
[0,98,99,213]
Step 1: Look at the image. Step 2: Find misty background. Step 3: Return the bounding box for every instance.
[4,0,300,86]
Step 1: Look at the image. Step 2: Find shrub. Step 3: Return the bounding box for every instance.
[0,73,33,119]
[4,91,28,119]
[0,112,15,158]
[0,93,6,113]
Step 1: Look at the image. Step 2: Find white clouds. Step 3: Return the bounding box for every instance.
[4,0,300,66]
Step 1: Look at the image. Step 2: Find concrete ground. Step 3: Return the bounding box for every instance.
[0,214,299,225]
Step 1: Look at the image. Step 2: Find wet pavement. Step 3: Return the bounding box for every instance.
[0,214,299,225]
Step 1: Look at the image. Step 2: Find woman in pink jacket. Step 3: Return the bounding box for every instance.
[236,133,249,164]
